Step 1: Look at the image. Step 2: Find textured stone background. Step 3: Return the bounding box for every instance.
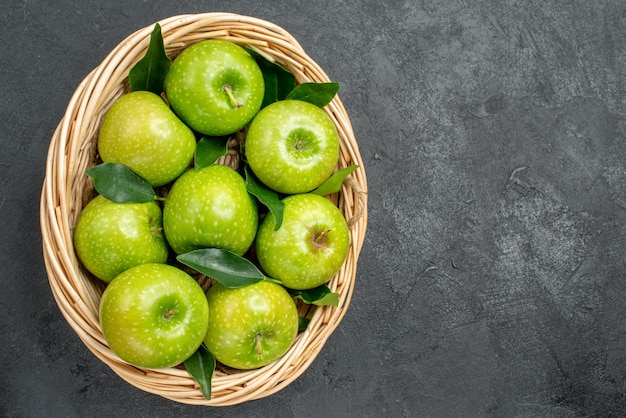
[2,1,626,416]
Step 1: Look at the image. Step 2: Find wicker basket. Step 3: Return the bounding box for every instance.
[39,12,368,406]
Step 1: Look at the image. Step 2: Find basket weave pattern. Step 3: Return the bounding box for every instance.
[40,13,367,406]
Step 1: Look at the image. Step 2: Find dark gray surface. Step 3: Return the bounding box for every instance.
[2,1,626,416]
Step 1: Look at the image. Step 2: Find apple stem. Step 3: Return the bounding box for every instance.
[295,140,304,150]
[222,85,242,108]
[313,228,331,245]
[163,309,175,320]
[255,333,263,355]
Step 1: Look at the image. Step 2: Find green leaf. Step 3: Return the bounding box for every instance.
[285,82,340,107]
[246,47,296,107]
[184,344,215,400]
[85,163,158,203]
[177,248,265,288]
[312,165,359,196]
[128,23,172,95]
[195,136,229,169]
[244,165,284,231]
[260,69,279,108]
[289,285,339,306]
[298,316,311,332]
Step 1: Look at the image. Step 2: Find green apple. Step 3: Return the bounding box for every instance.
[204,280,298,370]
[162,164,258,255]
[165,39,265,136]
[99,263,209,369]
[73,195,169,282]
[244,99,340,194]
[98,90,196,187]
[255,193,350,290]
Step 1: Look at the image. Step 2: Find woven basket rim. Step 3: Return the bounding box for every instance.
[39,12,368,406]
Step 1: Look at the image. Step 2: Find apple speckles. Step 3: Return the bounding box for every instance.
[203,281,299,370]
[164,39,265,136]
[163,164,258,255]
[255,193,350,290]
[73,195,169,282]
[245,99,340,194]
[99,264,209,369]
[98,91,196,187]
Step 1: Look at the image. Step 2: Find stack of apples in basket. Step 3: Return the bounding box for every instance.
[71,24,359,399]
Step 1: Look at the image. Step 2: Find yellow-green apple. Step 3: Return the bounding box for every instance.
[255,193,349,290]
[97,90,196,187]
[244,99,340,194]
[162,164,258,255]
[99,263,209,368]
[73,195,169,282]
[165,39,264,136]
[203,280,298,369]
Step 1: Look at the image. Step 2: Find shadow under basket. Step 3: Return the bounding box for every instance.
[39,12,368,406]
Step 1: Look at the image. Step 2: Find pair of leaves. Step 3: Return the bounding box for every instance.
[130,24,340,109]
[195,140,287,231]
[195,138,286,231]
[183,317,313,399]
[195,137,285,231]
[83,164,346,296]
[246,47,340,108]
[177,247,338,308]
[182,296,330,400]
[178,246,338,400]
[87,160,359,207]
[243,164,359,232]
